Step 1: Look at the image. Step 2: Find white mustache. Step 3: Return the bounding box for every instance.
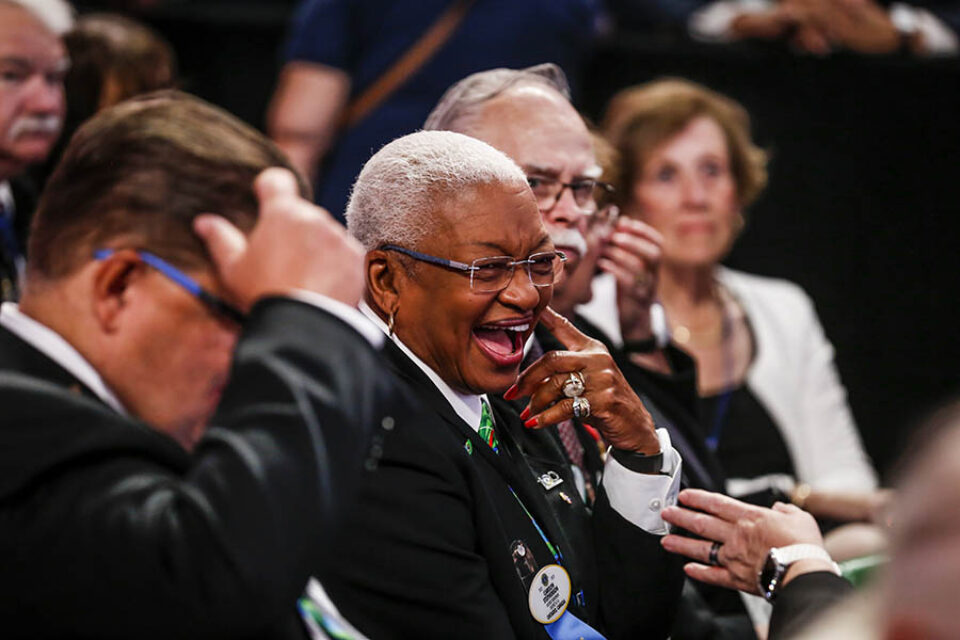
[549,227,588,257]
[8,115,62,140]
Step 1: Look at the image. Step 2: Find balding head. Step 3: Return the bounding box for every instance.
[424,63,570,134]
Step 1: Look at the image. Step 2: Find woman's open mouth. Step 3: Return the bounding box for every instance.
[472,317,532,367]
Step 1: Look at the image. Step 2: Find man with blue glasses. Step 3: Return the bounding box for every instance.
[0,91,399,638]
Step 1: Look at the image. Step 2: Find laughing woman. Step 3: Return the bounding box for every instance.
[321,130,685,640]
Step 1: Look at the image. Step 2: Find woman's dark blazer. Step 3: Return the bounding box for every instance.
[322,339,685,640]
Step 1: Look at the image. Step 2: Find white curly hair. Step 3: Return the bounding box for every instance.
[346,130,528,251]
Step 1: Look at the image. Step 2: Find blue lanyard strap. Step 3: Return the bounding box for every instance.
[508,486,562,564]
[508,486,588,611]
[706,294,735,451]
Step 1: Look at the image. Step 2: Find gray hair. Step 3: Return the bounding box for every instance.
[346,130,528,251]
[424,63,570,133]
[1,0,74,35]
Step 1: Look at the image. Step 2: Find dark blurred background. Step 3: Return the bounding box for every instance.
[74,0,960,480]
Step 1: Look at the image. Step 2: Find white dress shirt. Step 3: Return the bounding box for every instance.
[359,302,682,534]
[0,302,128,414]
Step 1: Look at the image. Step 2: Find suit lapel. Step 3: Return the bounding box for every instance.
[380,340,523,483]
[489,400,586,585]
[381,340,592,609]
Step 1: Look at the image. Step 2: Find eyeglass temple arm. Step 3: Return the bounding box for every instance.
[381,244,475,272]
[137,252,246,324]
[93,249,247,325]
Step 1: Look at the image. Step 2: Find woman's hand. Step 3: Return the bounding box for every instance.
[504,307,660,455]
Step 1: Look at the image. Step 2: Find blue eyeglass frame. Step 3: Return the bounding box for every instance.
[381,244,567,292]
[93,249,246,325]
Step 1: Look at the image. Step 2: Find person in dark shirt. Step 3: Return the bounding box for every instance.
[267,0,604,221]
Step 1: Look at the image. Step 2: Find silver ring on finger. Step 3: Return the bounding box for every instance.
[562,371,585,398]
[708,541,723,567]
[572,395,591,419]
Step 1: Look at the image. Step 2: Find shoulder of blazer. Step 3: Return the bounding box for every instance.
[717,267,816,320]
[0,371,189,501]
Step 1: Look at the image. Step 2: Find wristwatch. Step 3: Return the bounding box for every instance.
[609,447,663,474]
[757,544,840,603]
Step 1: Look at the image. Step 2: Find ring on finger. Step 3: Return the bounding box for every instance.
[562,372,585,398]
[634,271,649,288]
[708,541,723,566]
[572,395,591,419]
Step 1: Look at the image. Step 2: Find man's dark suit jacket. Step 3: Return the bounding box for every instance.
[322,340,685,640]
[0,298,406,639]
[769,572,853,639]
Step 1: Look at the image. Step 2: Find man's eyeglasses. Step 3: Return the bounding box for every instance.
[93,249,246,325]
[527,176,615,214]
[381,245,567,293]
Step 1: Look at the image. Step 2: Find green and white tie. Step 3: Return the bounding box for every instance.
[478,398,499,453]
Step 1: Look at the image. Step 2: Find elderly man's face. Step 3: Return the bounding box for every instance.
[0,4,67,179]
[394,182,551,394]
[465,87,597,301]
[92,260,240,449]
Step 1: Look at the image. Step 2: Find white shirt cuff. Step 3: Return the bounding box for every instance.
[891,4,959,55]
[287,290,385,348]
[689,0,774,42]
[602,428,682,535]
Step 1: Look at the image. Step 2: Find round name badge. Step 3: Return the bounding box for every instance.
[528,564,571,624]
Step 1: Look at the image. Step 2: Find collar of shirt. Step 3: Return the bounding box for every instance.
[0,302,128,415]
[359,301,485,431]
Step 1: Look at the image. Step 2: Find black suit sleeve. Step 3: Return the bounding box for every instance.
[768,572,853,639]
[2,298,395,639]
[591,489,686,639]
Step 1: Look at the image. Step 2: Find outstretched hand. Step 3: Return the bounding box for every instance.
[193,167,365,309]
[660,489,826,594]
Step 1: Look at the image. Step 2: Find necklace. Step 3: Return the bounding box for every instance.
[668,285,729,348]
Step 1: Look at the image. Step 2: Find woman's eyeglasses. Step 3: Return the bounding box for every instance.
[381,245,567,293]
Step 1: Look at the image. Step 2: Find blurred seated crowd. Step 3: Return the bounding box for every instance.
[0,1,955,639]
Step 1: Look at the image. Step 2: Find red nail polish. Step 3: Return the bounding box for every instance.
[519,406,531,421]
[503,384,518,400]
[524,417,538,428]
